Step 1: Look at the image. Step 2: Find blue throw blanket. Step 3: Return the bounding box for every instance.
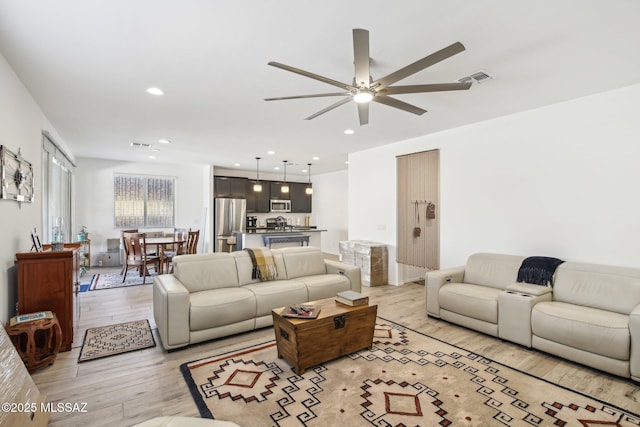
[517,256,564,287]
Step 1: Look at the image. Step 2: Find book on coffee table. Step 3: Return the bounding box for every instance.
[282,304,321,319]
[335,290,369,306]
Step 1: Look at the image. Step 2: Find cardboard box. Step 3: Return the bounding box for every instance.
[0,326,49,427]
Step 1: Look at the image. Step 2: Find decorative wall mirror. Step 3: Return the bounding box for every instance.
[1,145,34,204]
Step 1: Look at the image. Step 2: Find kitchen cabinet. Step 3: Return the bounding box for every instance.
[214,176,248,198]
[269,182,290,200]
[246,180,270,213]
[16,246,80,352]
[291,182,312,213]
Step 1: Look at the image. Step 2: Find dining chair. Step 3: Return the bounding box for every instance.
[185,229,199,254]
[162,228,187,273]
[122,232,160,284]
[120,229,138,274]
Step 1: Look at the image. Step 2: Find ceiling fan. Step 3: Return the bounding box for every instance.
[265,29,471,126]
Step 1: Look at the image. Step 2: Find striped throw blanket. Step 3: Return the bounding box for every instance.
[246,248,278,281]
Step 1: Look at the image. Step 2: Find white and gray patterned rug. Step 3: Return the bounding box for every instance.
[88,271,156,290]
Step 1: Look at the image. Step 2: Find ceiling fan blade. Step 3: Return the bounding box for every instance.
[384,82,472,95]
[305,97,352,120]
[268,61,354,91]
[353,28,370,89]
[372,42,466,90]
[265,92,351,101]
[357,102,369,126]
[373,95,427,115]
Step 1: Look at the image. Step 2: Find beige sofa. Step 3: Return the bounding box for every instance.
[426,253,640,381]
[153,246,361,350]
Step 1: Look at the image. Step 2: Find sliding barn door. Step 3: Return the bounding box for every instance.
[397,150,439,269]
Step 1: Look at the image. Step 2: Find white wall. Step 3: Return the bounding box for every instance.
[349,83,640,285]
[312,169,348,255]
[0,53,71,323]
[75,158,208,264]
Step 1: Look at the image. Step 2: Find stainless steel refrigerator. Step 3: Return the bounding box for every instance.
[214,198,246,252]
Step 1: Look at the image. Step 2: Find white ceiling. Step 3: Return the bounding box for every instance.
[1,0,639,176]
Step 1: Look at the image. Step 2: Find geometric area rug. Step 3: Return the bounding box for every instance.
[88,272,156,291]
[78,319,155,363]
[180,317,640,426]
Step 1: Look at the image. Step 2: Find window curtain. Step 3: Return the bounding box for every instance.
[396,149,440,269]
[42,133,75,243]
[114,174,175,228]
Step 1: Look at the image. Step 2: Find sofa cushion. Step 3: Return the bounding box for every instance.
[298,274,351,300]
[532,301,629,361]
[243,280,308,317]
[439,283,502,324]
[190,288,256,331]
[464,253,525,290]
[553,262,640,315]
[174,253,239,293]
[280,247,326,279]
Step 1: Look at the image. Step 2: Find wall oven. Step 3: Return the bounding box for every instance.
[270,199,291,213]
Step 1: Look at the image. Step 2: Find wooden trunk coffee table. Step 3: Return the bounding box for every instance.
[272,297,377,375]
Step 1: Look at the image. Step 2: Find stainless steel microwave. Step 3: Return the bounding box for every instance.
[270,199,291,213]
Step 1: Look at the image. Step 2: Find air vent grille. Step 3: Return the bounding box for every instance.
[458,70,494,84]
[130,142,160,151]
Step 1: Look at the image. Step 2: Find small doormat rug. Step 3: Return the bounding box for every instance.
[89,271,156,291]
[181,318,639,426]
[78,319,155,362]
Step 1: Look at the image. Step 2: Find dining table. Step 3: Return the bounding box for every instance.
[145,236,186,274]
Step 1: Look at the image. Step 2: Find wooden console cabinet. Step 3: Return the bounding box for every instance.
[15,247,79,352]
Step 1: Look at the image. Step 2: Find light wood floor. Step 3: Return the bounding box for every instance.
[32,268,640,426]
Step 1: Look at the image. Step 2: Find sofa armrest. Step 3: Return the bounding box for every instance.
[153,274,191,350]
[426,266,465,318]
[506,283,552,297]
[630,304,640,381]
[325,259,362,292]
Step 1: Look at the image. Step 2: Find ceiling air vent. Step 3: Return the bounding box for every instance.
[458,70,494,85]
[130,142,159,151]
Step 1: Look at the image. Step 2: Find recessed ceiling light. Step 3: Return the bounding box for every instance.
[234,163,241,167]
[158,139,171,144]
[149,155,157,159]
[345,160,349,165]
[313,156,320,161]
[146,87,164,96]
[267,150,275,155]
[274,166,280,170]
[344,129,355,135]
[301,169,308,173]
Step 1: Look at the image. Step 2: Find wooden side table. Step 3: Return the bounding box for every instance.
[5,313,62,372]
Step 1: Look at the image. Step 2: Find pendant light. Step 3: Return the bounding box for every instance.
[253,157,262,192]
[305,163,313,195]
[281,160,289,193]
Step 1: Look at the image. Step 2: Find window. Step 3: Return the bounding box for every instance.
[114,174,175,228]
[42,133,74,243]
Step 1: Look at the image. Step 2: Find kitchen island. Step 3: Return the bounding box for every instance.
[234,227,326,250]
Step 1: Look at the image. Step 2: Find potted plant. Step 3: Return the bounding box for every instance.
[77,226,89,242]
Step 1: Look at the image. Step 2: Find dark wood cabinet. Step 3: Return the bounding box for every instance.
[291,182,312,213]
[15,247,79,352]
[213,175,312,213]
[247,180,270,213]
[214,176,248,198]
[269,182,289,200]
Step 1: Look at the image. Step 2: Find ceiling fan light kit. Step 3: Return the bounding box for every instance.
[265,28,472,125]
